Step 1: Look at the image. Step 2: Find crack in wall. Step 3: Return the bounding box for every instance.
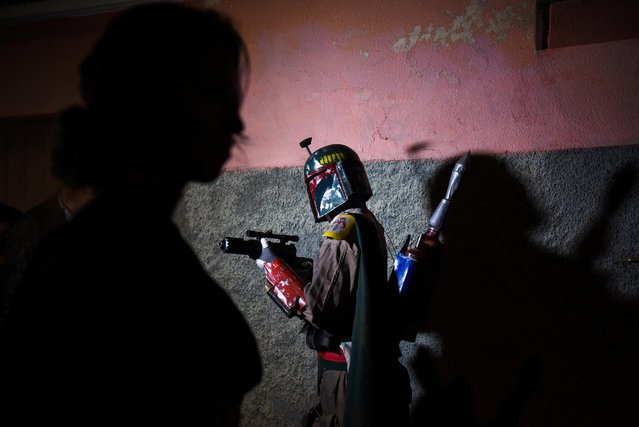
[372,108,392,145]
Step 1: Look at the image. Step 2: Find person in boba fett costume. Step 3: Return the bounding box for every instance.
[299,139,410,427]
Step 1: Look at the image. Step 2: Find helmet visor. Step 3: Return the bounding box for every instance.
[307,164,347,220]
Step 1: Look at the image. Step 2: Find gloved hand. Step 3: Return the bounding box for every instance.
[255,238,277,270]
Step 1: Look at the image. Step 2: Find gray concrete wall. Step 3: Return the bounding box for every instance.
[175,144,639,427]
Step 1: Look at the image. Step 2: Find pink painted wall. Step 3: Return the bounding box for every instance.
[0,13,114,118]
[1,0,638,169]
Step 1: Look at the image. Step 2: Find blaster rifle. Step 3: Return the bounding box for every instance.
[219,230,310,319]
[219,230,299,263]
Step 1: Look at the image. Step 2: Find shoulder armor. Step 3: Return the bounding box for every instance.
[323,213,356,240]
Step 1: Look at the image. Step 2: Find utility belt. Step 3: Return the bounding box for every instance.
[317,350,347,390]
[318,349,346,364]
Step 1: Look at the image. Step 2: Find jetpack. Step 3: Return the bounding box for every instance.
[391,153,470,341]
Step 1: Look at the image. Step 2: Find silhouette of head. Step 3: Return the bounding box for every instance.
[52,3,247,191]
[428,154,541,247]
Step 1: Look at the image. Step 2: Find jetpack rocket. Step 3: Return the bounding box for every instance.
[391,152,470,341]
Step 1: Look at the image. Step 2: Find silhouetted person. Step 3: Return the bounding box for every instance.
[2,185,95,326]
[2,4,261,426]
[0,202,21,328]
[410,155,639,427]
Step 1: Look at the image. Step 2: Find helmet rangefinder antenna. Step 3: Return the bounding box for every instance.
[299,137,313,155]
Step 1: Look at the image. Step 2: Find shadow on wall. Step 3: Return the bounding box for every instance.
[409,154,639,427]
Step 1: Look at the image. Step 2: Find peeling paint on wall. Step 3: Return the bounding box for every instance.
[356,87,372,102]
[392,0,530,52]
[485,5,515,41]
[439,69,460,85]
[2,0,637,167]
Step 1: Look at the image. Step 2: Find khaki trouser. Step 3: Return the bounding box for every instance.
[303,367,347,427]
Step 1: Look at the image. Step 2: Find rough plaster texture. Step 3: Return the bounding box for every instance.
[214,0,639,168]
[174,144,639,426]
[2,1,638,166]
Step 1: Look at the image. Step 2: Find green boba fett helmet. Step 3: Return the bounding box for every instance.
[300,138,372,222]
